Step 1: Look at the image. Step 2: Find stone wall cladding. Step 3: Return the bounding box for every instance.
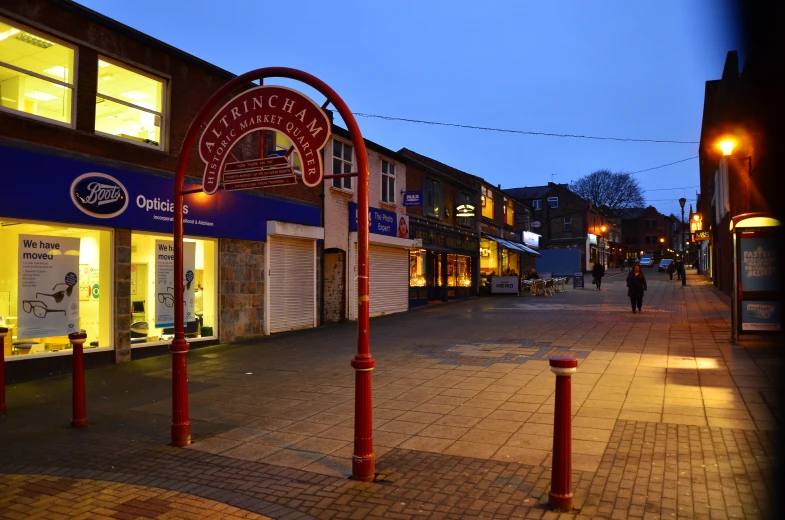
[323,251,345,322]
[114,229,132,363]
[218,238,264,343]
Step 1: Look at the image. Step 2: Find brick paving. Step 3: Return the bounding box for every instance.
[0,269,781,519]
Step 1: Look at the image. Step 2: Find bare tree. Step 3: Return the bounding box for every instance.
[569,169,645,215]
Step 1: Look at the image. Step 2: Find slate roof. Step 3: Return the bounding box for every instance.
[503,186,551,202]
[397,148,477,187]
[616,207,647,220]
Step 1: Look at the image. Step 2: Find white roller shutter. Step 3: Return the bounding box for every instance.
[351,245,409,319]
[267,236,316,333]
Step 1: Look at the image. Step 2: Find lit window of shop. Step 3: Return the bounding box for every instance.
[503,197,514,226]
[0,18,75,125]
[424,178,442,218]
[481,186,494,219]
[275,133,302,172]
[409,250,426,286]
[381,160,396,204]
[1,220,112,358]
[332,140,353,190]
[447,255,472,287]
[130,233,217,345]
[95,57,165,148]
[500,248,520,276]
[479,237,498,276]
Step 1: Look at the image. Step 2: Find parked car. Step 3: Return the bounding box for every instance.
[639,255,653,267]
[658,259,673,272]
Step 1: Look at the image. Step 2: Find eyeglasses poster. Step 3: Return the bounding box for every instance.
[18,234,81,339]
[154,240,196,328]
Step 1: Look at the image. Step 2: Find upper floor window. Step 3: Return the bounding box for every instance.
[532,199,542,211]
[645,235,659,245]
[424,178,442,218]
[503,197,514,226]
[645,219,657,229]
[481,186,494,219]
[95,58,164,148]
[381,159,395,204]
[332,140,353,190]
[0,18,75,125]
[458,192,474,227]
[547,197,559,209]
[275,133,302,173]
[563,216,573,232]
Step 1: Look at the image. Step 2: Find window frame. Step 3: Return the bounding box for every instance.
[0,16,77,128]
[331,139,354,191]
[458,191,474,228]
[481,186,494,219]
[94,55,166,150]
[381,159,396,204]
[547,197,559,209]
[424,177,443,218]
[503,197,514,226]
[563,216,573,232]
[532,199,542,211]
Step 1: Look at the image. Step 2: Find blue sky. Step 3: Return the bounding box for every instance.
[77,0,740,217]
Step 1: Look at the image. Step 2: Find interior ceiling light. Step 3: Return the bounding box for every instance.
[25,90,57,101]
[98,60,111,68]
[0,28,20,41]
[43,65,68,79]
[101,74,113,81]
[16,32,55,48]
[120,90,150,101]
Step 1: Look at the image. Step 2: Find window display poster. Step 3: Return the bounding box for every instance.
[18,234,80,339]
[79,264,90,301]
[741,300,781,331]
[740,235,779,292]
[154,240,195,328]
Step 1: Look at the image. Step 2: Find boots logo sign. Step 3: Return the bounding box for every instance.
[199,85,332,194]
[70,173,129,219]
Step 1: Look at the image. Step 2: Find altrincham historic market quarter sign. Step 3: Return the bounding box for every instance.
[199,85,332,194]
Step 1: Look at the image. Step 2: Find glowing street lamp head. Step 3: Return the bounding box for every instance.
[718,139,736,156]
[600,225,607,233]
[694,214,700,221]
[659,237,665,243]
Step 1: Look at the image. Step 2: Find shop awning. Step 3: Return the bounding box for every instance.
[483,234,541,256]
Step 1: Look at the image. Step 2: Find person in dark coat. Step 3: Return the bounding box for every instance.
[666,261,675,280]
[592,261,605,290]
[626,264,647,313]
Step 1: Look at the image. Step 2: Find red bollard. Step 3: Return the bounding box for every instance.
[0,327,7,415]
[69,332,88,427]
[549,356,578,511]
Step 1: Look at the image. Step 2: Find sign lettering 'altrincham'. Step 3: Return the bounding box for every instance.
[199,86,331,194]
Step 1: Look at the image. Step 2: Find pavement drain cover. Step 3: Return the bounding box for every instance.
[406,340,589,367]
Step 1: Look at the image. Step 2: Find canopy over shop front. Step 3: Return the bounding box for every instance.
[482,234,541,256]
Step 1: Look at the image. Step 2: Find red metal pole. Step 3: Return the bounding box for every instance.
[69,332,88,427]
[549,356,578,511]
[0,327,7,415]
[171,68,374,478]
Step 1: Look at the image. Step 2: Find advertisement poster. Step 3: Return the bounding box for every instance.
[154,240,195,328]
[741,300,781,331]
[349,202,410,239]
[740,235,779,292]
[79,264,90,301]
[18,234,80,339]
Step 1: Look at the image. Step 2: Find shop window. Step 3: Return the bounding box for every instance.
[275,133,302,172]
[409,250,426,286]
[95,58,164,148]
[547,197,559,209]
[446,255,472,287]
[481,186,495,220]
[424,178,442,218]
[501,249,520,276]
[479,237,498,276]
[563,217,572,232]
[332,140,353,190]
[503,197,514,226]
[532,199,542,210]
[130,233,217,344]
[0,220,112,358]
[381,159,396,204]
[0,18,75,125]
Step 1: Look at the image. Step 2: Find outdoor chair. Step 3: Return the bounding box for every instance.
[544,279,555,296]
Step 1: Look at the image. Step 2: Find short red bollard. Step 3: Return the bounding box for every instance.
[549,356,578,511]
[69,332,88,428]
[0,327,7,415]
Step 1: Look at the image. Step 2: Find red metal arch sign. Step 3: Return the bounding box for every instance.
[199,85,331,193]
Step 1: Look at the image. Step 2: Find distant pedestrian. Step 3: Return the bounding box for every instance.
[626,264,648,313]
[666,261,675,280]
[676,260,684,280]
[592,261,605,290]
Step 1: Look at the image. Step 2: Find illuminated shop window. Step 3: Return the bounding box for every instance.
[0,18,75,125]
[481,186,494,219]
[447,255,472,287]
[409,250,426,287]
[95,57,164,148]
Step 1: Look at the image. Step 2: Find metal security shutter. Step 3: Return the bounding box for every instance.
[268,236,315,333]
[352,245,409,318]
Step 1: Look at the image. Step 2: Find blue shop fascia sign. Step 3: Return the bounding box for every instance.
[348,201,408,238]
[0,144,319,241]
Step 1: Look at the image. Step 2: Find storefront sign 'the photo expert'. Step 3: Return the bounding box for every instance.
[200,86,332,194]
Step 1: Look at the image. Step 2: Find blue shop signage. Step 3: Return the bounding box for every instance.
[403,191,422,206]
[1,145,320,241]
[348,202,410,239]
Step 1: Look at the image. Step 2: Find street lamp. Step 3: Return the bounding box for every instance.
[718,137,753,212]
[679,197,686,286]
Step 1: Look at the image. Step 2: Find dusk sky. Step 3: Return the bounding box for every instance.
[77,0,741,217]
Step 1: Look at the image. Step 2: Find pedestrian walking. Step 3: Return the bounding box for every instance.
[676,260,684,280]
[626,264,647,313]
[666,261,675,280]
[592,261,605,290]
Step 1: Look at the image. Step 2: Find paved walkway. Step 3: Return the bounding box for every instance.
[0,270,781,519]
